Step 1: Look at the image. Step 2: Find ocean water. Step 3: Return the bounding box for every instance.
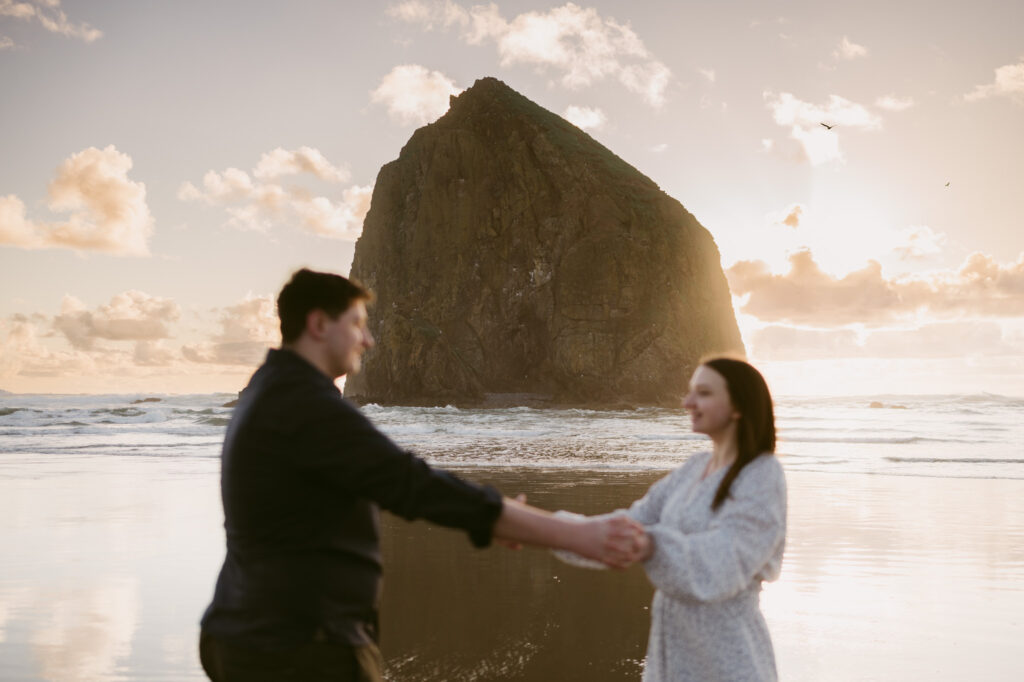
[1,392,1021,478]
[1,392,1023,681]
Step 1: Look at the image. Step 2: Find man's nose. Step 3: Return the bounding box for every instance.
[364,329,375,348]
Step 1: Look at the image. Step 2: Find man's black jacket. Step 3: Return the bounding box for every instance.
[201,349,503,647]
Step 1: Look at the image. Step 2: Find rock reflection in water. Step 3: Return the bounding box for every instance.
[379,470,659,681]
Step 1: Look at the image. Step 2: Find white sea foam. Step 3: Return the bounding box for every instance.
[1,392,1022,478]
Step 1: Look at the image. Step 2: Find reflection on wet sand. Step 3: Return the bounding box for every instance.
[1,459,1022,680]
[0,576,139,682]
[380,468,1024,682]
[379,470,657,682]
[29,578,139,682]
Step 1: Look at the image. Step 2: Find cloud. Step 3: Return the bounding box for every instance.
[764,91,881,164]
[775,203,803,228]
[890,225,946,261]
[697,67,716,83]
[833,36,867,60]
[964,57,1024,104]
[0,146,154,256]
[749,321,1019,361]
[747,325,861,361]
[0,0,101,43]
[0,289,290,392]
[2,290,182,381]
[0,35,14,49]
[178,147,371,240]
[562,105,606,130]
[727,249,1024,326]
[765,92,882,130]
[182,295,278,366]
[132,340,177,367]
[53,291,181,351]
[0,289,282,390]
[370,64,462,126]
[0,314,100,379]
[875,94,914,111]
[389,1,671,106]
[728,252,904,325]
[386,0,470,29]
[252,146,351,183]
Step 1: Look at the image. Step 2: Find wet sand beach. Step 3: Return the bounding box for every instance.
[1,452,1022,680]
[380,467,1024,681]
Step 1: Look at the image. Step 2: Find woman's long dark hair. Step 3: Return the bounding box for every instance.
[703,357,776,511]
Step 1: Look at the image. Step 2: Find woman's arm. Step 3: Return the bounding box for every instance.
[494,497,647,569]
[639,456,787,602]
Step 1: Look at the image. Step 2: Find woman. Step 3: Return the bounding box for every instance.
[552,357,785,679]
[629,356,786,681]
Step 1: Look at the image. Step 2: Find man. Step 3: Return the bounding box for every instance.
[199,268,643,681]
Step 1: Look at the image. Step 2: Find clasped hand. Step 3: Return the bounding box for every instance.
[585,514,650,569]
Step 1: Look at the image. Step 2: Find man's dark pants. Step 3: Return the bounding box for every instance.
[199,633,383,682]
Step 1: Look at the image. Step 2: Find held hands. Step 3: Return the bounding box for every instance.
[577,514,650,570]
[491,495,651,568]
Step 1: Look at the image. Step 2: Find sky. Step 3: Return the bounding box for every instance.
[1,0,1022,396]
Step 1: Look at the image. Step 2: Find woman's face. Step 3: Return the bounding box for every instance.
[683,365,738,439]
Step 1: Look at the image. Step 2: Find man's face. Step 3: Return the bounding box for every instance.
[323,300,375,377]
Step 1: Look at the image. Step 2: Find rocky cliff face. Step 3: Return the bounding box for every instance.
[345,77,743,408]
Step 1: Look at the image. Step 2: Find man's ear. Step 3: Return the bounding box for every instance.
[304,309,327,341]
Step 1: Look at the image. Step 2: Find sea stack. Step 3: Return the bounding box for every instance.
[345,77,743,408]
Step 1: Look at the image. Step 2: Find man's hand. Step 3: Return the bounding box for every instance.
[496,494,527,550]
[575,514,648,570]
[492,498,647,567]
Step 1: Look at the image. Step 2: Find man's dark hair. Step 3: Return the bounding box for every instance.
[277,269,371,344]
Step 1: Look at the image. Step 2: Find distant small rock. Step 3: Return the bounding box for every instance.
[221,399,239,408]
[869,401,907,409]
[131,397,162,404]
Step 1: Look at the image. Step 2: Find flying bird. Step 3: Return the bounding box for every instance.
[945,181,950,187]
[820,122,835,130]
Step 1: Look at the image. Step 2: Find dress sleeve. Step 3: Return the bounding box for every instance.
[642,455,787,602]
[297,396,503,548]
[626,459,693,525]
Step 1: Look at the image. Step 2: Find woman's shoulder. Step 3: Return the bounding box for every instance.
[676,450,712,476]
[735,453,786,490]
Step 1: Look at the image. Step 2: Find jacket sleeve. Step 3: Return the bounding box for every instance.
[642,456,786,602]
[296,395,503,547]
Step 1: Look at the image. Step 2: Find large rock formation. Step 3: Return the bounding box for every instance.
[345,77,743,408]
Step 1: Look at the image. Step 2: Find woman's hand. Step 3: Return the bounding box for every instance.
[634,525,654,562]
[574,514,648,569]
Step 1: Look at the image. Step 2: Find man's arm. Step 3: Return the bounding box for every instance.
[493,497,646,569]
